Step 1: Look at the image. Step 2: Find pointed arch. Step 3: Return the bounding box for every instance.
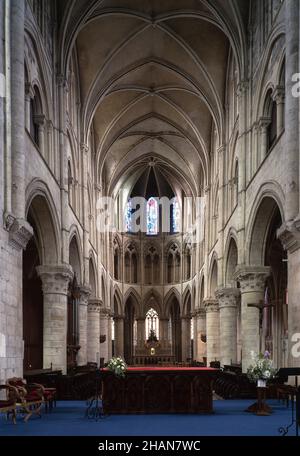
[113,285,122,316]
[88,254,97,298]
[25,179,60,264]
[142,289,163,316]
[69,231,83,283]
[182,287,192,316]
[208,253,218,298]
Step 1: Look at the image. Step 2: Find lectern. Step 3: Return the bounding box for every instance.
[277,368,300,436]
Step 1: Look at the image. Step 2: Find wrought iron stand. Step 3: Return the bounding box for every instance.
[85,370,105,421]
[278,390,299,436]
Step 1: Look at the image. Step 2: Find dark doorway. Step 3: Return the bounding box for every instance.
[23,234,43,370]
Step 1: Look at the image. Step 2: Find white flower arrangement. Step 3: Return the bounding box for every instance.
[247,351,277,383]
[107,356,127,378]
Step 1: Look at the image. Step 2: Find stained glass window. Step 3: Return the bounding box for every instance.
[145,308,159,340]
[146,197,158,235]
[172,199,180,233]
[125,199,133,232]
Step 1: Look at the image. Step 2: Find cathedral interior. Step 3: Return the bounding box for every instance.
[0,0,300,393]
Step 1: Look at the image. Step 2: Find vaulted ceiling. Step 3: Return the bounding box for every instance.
[59,0,249,197]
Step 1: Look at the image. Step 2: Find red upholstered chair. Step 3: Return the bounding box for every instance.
[6,378,44,422]
[0,385,17,424]
[7,377,56,413]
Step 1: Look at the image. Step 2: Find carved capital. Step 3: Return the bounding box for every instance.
[8,218,33,251]
[56,73,67,88]
[194,308,206,318]
[25,82,35,99]
[88,298,102,313]
[80,143,89,154]
[79,286,92,305]
[100,306,111,317]
[33,114,46,126]
[258,116,271,131]
[277,220,300,253]
[237,80,248,96]
[215,287,240,309]
[273,85,285,104]
[204,299,219,313]
[234,266,270,293]
[37,264,73,295]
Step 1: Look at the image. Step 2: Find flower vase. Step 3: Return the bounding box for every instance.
[257,379,266,388]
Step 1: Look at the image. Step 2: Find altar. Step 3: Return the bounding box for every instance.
[101,367,218,414]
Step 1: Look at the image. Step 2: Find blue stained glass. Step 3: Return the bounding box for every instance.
[125,200,133,232]
[172,199,180,233]
[147,197,158,235]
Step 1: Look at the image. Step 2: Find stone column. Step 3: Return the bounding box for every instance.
[159,318,170,353]
[235,267,269,372]
[77,286,91,366]
[194,308,206,362]
[204,299,220,365]
[25,83,34,132]
[277,229,300,368]
[107,313,113,360]
[34,114,46,157]
[135,318,145,354]
[285,0,299,220]
[273,86,285,135]
[87,299,101,364]
[10,0,25,219]
[37,265,73,374]
[100,307,110,363]
[181,316,191,362]
[114,316,124,357]
[216,288,240,366]
[258,117,270,161]
[252,122,259,173]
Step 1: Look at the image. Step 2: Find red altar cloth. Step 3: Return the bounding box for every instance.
[102,366,217,372]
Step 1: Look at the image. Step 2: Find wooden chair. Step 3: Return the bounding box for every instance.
[0,385,17,424]
[6,378,44,422]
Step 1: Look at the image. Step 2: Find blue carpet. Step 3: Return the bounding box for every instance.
[0,400,297,436]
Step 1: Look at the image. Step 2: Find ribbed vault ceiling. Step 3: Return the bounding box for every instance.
[59,0,249,197]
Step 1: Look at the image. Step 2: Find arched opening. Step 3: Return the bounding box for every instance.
[68,236,82,370]
[225,238,238,287]
[263,206,287,366]
[124,295,137,364]
[145,254,152,284]
[167,253,173,284]
[23,194,59,371]
[23,225,43,370]
[153,254,160,284]
[234,161,238,207]
[184,246,192,281]
[249,197,287,366]
[124,251,130,283]
[175,252,181,283]
[210,259,218,298]
[263,90,277,153]
[168,296,182,362]
[29,86,43,149]
[89,258,97,298]
[132,252,138,284]
[145,308,159,341]
[197,276,207,363]
[183,291,192,362]
[113,238,120,281]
